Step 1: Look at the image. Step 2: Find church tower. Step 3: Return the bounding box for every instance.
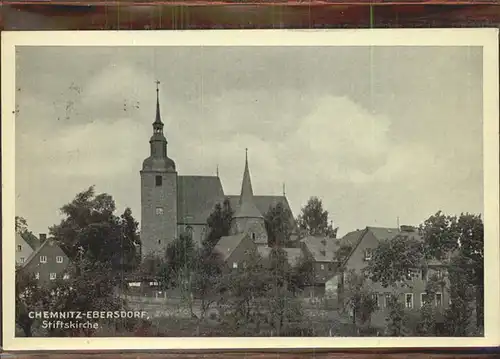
[140,82,178,257]
[230,149,268,246]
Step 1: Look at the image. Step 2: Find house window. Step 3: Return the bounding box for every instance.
[436,292,443,307]
[251,232,256,240]
[320,264,325,270]
[405,293,414,309]
[17,245,22,252]
[63,274,70,280]
[156,207,164,215]
[155,175,162,186]
[406,269,419,281]
[385,294,392,308]
[49,273,56,280]
[372,293,379,308]
[328,264,333,271]
[35,273,40,280]
[363,249,372,261]
[40,256,47,263]
[56,256,63,263]
[19,257,25,263]
[232,262,238,269]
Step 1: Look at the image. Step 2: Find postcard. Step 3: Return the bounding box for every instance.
[2,29,499,351]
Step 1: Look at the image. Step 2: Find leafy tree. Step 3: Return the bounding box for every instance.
[419,211,459,260]
[204,198,233,250]
[49,186,139,273]
[341,270,377,327]
[384,293,410,336]
[265,203,294,247]
[297,197,337,238]
[159,233,196,289]
[219,249,268,335]
[365,234,425,288]
[191,248,225,321]
[15,270,47,337]
[288,254,315,293]
[15,216,41,250]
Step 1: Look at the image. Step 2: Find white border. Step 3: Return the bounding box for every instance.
[2,29,499,351]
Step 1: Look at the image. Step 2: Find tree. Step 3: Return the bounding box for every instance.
[15,216,41,250]
[288,254,315,294]
[419,211,459,260]
[204,198,233,250]
[265,203,294,247]
[384,293,410,336]
[297,197,337,238]
[341,270,377,328]
[49,186,139,273]
[191,248,225,322]
[15,270,47,337]
[159,233,196,290]
[365,234,425,288]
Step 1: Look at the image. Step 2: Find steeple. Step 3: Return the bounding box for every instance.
[142,81,176,172]
[233,149,263,219]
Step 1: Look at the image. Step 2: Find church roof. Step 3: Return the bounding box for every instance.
[232,151,263,219]
[177,175,225,224]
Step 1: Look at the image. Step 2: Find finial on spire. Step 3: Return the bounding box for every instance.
[216,164,219,177]
[154,80,163,126]
[155,80,160,92]
[245,148,248,162]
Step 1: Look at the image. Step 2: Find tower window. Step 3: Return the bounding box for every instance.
[156,207,164,215]
[158,239,161,245]
[251,232,256,240]
[155,175,162,186]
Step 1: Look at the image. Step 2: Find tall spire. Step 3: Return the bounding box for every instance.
[233,148,262,219]
[154,80,163,127]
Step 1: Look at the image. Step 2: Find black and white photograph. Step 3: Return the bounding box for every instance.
[2,30,499,350]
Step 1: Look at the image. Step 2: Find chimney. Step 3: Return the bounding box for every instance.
[39,233,47,242]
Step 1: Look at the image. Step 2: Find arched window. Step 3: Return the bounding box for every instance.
[186,226,193,239]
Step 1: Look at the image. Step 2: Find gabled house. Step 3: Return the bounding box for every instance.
[333,225,449,330]
[299,236,344,297]
[20,237,71,283]
[15,232,34,267]
[212,233,257,271]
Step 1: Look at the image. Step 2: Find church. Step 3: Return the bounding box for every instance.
[140,85,294,256]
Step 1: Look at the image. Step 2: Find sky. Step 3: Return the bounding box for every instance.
[14,45,483,237]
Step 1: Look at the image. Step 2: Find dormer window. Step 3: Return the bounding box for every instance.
[155,175,162,187]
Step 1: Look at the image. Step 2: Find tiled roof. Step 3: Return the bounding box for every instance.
[366,227,400,242]
[213,233,248,262]
[300,236,341,262]
[257,247,303,267]
[21,239,67,269]
[177,175,225,224]
[233,154,263,219]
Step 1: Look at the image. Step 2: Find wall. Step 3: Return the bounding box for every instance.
[21,242,70,283]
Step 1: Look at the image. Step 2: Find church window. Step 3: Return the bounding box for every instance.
[156,207,164,215]
[155,175,162,186]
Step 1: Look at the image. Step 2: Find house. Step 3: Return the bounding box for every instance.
[20,237,71,283]
[212,233,257,271]
[299,236,344,297]
[15,232,34,267]
[335,225,449,330]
